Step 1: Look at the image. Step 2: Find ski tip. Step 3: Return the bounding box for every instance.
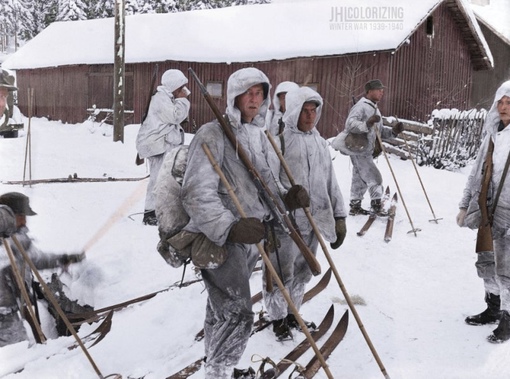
[385,186,390,194]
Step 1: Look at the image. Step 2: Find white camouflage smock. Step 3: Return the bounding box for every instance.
[344,96,395,202]
[181,68,279,379]
[262,87,347,321]
[136,70,190,212]
[459,81,510,311]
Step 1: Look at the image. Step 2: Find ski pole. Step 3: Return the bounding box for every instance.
[10,235,121,379]
[2,237,46,344]
[396,119,442,223]
[265,131,391,379]
[202,143,335,379]
[374,112,420,236]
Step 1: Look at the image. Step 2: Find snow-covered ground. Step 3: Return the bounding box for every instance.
[0,115,509,379]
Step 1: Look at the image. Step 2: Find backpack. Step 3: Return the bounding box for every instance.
[154,145,227,269]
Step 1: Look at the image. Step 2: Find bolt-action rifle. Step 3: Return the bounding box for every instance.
[476,139,494,253]
[188,68,321,276]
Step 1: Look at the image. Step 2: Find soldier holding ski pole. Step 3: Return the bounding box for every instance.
[181,67,317,379]
[265,87,392,379]
[261,86,347,341]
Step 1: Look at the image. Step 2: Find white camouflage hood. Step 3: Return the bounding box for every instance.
[282,86,323,132]
[226,67,271,126]
[272,81,299,113]
[484,80,510,135]
[159,69,188,93]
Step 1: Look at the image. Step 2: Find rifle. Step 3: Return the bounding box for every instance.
[136,64,160,166]
[476,139,494,253]
[188,68,321,276]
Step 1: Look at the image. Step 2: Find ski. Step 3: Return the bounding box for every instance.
[167,305,335,379]
[6,310,114,376]
[356,213,377,236]
[3,174,149,185]
[166,357,205,379]
[273,305,335,377]
[384,193,398,242]
[299,309,349,379]
[357,186,390,237]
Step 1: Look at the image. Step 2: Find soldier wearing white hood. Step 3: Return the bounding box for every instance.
[457,81,510,343]
[262,87,347,341]
[266,81,299,136]
[181,68,307,379]
[136,69,191,225]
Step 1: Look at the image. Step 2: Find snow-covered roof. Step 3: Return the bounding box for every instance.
[471,0,510,45]
[2,0,492,70]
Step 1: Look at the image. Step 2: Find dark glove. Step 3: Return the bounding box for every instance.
[59,252,86,266]
[330,218,347,250]
[392,122,404,136]
[366,115,381,128]
[227,218,265,244]
[284,185,310,211]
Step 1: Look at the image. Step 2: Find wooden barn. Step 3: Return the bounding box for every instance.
[470,0,510,110]
[2,0,493,139]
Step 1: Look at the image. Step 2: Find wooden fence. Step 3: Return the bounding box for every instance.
[382,109,487,170]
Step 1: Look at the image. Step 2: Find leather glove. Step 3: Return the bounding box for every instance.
[227,218,265,244]
[59,251,86,266]
[330,217,347,250]
[392,122,404,136]
[284,185,310,211]
[0,205,16,238]
[456,208,467,227]
[366,115,381,128]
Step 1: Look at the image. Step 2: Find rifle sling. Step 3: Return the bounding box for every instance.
[490,137,510,220]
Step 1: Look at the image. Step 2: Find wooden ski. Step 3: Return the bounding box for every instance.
[384,193,398,242]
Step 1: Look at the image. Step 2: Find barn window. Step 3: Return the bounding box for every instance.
[207,82,223,98]
[426,16,434,37]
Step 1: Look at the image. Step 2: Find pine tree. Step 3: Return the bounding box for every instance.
[17,0,58,40]
[56,0,87,21]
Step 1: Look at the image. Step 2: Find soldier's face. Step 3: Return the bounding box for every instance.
[498,95,510,126]
[297,102,318,132]
[235,84,265,123]
[367,88,384,103]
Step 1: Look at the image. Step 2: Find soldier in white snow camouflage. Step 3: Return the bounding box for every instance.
[180,68,282,378]
[332,79,403,216]
[265,81,299,136]
[457,80,510,343]
[136,69,191,226]
[262,87,347,341]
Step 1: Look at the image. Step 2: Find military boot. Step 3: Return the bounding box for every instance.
[370,199,388,217]
[465,292,501,326]
[232,367,256,379]
[487,310,510,343]
[286,313,317,332]
[349,200,369,216]
[272,318,293,341]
